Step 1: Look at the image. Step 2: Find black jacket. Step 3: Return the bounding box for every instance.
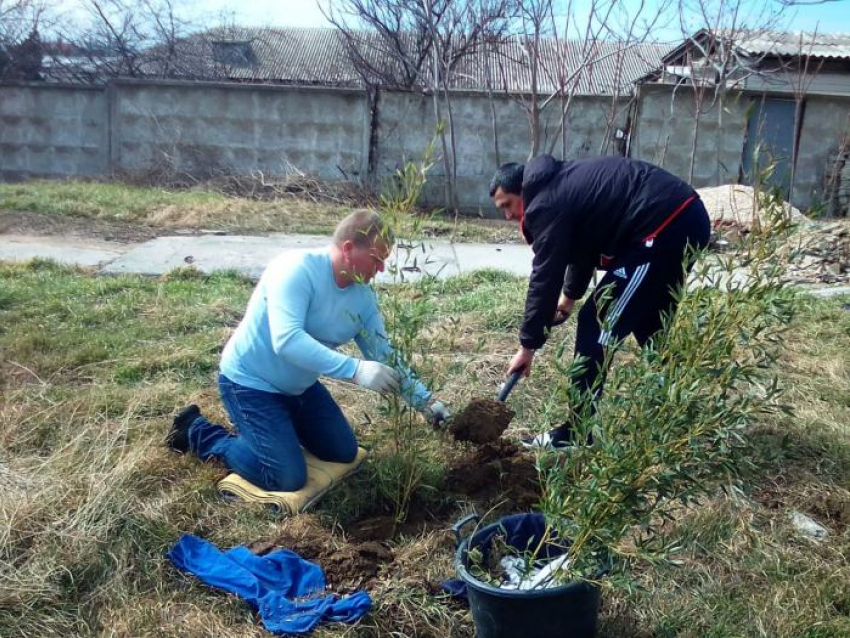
[519,155,696,350]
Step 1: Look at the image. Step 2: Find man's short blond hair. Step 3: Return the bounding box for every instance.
[332,210,394,248]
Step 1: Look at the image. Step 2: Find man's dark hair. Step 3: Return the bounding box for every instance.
[489,162,524,197]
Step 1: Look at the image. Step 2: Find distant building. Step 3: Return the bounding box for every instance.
[632,29,850,209]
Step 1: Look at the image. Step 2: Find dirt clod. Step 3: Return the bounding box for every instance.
[446,441,540,509]
[252,515,395,592]
[322,542,394,589]
[450,398,514,445]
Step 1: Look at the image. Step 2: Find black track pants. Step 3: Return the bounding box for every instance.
[570,199,711,404]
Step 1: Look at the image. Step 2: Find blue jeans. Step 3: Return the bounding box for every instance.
[188,374,358,491]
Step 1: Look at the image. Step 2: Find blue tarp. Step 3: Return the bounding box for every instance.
[168,534,371,634]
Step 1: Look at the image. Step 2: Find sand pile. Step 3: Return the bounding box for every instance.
[698,184,849,284]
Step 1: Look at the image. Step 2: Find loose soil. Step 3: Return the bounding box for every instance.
[242,442,541,596]
[250,514,395,593]
[449,398,514,445]
[344,493,457,544]
[445,440,541,510]
[0,210,161,243]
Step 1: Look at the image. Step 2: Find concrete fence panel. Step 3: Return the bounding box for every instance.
[793,95,850,209]
[0,84,108,178]
[378,90,629,213]
[631,84,748,188]
[111,81,370,181]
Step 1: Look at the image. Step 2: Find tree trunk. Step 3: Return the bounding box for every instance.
[484,44,501,166]
[529,37,541,160]
[689,96,702,184]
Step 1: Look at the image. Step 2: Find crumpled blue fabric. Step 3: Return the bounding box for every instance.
[168,534,371,634]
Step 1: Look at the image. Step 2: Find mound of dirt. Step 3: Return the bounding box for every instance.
[697,185,850,284]
[446,441,540,509]
[250,515,395,592]
[449,398,514,445]
[321,542,394,589]
[698,184,808,231]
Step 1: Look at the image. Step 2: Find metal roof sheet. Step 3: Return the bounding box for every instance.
[141,27,668,96]
[738,31,850,59]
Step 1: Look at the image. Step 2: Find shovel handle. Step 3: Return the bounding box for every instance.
[498,370,523,402]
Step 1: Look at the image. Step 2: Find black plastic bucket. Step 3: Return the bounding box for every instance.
[454,513,600,638]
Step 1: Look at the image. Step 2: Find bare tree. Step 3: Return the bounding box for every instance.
[47,0,196,82]
[0,0,41,43]
[0,0,47,80]
[421,0,512,212]
[514,0,552,159]
[495,0,667,161]
[323,0,434,88]
[671,0,787,184]
[777,30,824,206]
[325,0,510,212]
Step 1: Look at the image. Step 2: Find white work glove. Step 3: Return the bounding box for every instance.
[422,399,451,428]
[352,360,401,394]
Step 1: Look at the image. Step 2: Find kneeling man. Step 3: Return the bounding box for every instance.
[167,210,449,490]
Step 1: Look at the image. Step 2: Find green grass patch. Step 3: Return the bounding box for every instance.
[0,261,847,637]
[0,179,223,221]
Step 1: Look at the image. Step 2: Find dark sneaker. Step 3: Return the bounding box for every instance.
[166,404,200,454]
[521,423,591,450]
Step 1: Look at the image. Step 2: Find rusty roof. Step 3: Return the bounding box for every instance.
[144,27,669,96]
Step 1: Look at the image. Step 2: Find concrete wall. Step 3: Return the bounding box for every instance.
[3,78,847,212]
[1,79,628,213]
[111,82,371,181]
[630,84,749,188]
[792,95,850,208]
[0,84,108,178]
[378,91,628,213]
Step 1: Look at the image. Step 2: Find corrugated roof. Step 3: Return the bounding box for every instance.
[450,38,670,94]
[661,28,850,64]
[737,31,850,59]
[142,27,668,96]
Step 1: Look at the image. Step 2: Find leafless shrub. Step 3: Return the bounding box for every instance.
[210,168,375,206]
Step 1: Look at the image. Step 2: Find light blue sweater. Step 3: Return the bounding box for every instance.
[220,249,431,408]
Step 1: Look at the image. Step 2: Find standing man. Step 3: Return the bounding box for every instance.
[490,155,710,449]
[167,210,449,490]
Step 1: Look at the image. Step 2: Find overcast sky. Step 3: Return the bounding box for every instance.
[57,0,850,41]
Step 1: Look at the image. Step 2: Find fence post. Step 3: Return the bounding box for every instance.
[105,79,116,175]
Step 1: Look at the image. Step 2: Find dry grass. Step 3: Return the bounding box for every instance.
[0,261,847,637]
[0,179,518,243]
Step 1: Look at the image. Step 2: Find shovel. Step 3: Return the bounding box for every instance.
[448,370,523,445]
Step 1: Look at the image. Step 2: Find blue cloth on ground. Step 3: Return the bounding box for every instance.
[441,513,564,600]
[168,534,371,634]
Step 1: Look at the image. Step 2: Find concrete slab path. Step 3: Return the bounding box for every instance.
[0,232,534,283]
[1,231,848,299]
[100,234,535,282]
[0,234,130,267]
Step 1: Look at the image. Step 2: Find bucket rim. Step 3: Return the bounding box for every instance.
[455,537,596,598]
[454,514,599,600]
